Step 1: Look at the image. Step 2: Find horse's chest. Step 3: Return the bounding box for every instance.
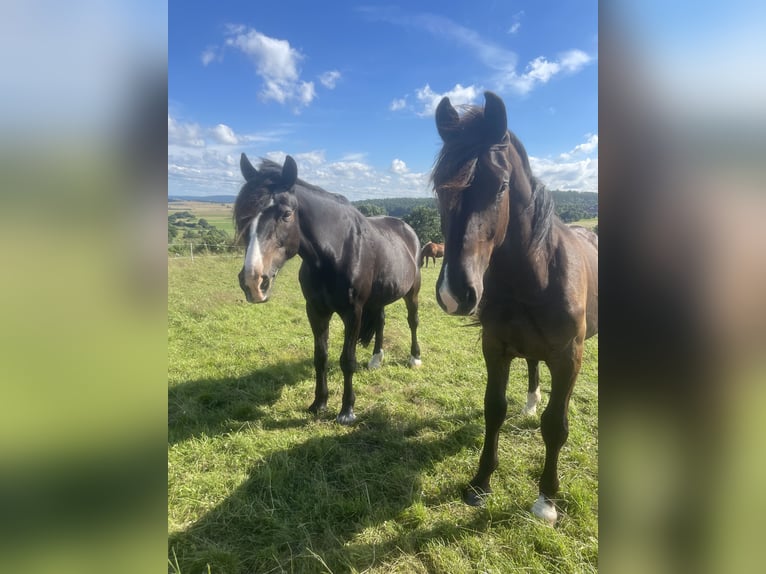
[481,300,576,358]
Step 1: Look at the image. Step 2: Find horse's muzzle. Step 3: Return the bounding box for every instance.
[435,264,479,315]
[239,269,272,303]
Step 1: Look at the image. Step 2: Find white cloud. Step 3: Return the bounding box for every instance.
[390,97,407,111]
[210,25,324,110]
[508,11,524,35]
[572,133,599,155]
[531,156,598,192]
[340,152,368,162]
[560,49,591,72]
[558,133,599,160]
[525,133,598,191]
[201,47,217,67]
[414,83,482,116]
[499,50,593,95]
[319,70,341,89]
[364,9,591,99]
[169,142,434,200]
[210,123,239,145]
[168,115,205,147]
[294,150,326,166]
[297,81,316,105]
[391,159,408,174]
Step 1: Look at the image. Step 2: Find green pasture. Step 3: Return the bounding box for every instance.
[571,217,598,230]
[169,201,236,235]
[168,256,598,573]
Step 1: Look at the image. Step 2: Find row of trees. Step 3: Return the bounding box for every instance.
[168,190,597,257]
[168,212,236,255]
[354,190,598,245]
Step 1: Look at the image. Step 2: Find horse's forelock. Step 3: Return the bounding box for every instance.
[233,175,277,242]
[432,105,511,204]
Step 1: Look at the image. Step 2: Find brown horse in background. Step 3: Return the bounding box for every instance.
[419,241,444,267]
[432,92,598,524]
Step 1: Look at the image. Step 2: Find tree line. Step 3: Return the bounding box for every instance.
[168,190,597,256]
[353,191,597,245]
[168,211,236,255]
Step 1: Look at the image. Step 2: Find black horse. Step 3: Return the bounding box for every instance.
[432,92,598,523]
[234,154,422,425]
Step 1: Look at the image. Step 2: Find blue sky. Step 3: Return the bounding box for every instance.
[169,1,597,200]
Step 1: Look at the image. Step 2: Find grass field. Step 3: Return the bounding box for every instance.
[169,200,236,235]
[168,255,598,573]
[570,218,598,230]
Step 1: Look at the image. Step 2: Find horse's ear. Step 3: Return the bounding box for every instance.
[240,153,258,182]
[281,155,298,189]
[483,91,508,143]
[435,96,460,141]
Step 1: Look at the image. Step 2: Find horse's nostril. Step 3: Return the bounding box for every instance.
[260,275,270,292]
[465,286,478,310]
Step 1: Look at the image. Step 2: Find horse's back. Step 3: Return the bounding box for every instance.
[367,216,420,261]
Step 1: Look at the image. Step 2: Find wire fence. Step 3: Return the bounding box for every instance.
[167,242,244,260]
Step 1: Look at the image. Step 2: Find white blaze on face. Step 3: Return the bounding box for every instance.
[243,200,273,297]
[438,264,460,314]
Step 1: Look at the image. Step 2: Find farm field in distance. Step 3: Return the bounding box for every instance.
[168,255,598,573]
[168,200,236,236]
[167,199,598,240]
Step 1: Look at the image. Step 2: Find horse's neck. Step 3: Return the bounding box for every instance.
[494,185,553,292]
[295,187,357,264]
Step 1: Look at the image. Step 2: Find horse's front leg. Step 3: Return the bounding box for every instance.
[522,358,542,416]
[533,338,583,524]
[464,332,511,506]
[306,303,331,414]
[337,306,362,425]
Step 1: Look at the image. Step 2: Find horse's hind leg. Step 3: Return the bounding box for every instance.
[464,332,511,506]
[522,359,542,416]
[306,303,331,414]
[405,285,421,368]
[368,308,385,369]
[534,340,583,524]
[337,306,362,425]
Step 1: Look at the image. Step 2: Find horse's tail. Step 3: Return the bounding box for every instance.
[358,306,383,347]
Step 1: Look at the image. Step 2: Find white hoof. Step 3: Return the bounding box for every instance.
[522,389,541,416]
[531,495,558,525]
[368,351,384,370]
[408,356,422,368]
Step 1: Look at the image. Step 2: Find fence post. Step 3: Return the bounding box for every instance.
[190,242,194,261]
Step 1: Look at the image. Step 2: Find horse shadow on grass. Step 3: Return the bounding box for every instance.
[168,407,488,573]
[168,358,314,445]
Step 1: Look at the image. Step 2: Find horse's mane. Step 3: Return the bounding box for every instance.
[431,105,554,256]
[233,158,353,241]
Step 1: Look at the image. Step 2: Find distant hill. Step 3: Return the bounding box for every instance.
[169,195,236,203]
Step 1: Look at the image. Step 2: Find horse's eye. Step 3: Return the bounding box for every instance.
[281,210,294,222]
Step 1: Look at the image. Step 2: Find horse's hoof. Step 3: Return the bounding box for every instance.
[521,405,537,417]
[336,411,356,425]
[368,351,384,370]
[307,402,327,415]
[522,390,541,417]
[463,485,490,506]
[531,494,558,525]
[408,356,422,368]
